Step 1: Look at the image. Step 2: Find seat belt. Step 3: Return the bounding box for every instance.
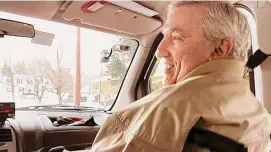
[186,128,248,152]
[246,49,270,70]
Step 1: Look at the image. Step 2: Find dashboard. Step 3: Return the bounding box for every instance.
[1,110,109,152]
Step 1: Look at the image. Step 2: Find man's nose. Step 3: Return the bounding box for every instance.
[156,38,170,59]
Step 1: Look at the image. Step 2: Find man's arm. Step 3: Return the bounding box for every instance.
[91,114,127,152]
[91,97,201,152]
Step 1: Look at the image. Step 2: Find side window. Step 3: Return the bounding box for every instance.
[149,59,165,92]
[100,38,138,108]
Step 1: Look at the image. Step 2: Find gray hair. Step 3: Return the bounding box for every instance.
[167,1,252,62]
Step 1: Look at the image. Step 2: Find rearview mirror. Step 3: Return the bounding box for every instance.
[0,18,35,38]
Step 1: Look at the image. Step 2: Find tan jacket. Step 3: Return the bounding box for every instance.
[91,60,271,152]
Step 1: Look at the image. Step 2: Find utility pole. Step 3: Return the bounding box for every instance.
[74,27,81,105]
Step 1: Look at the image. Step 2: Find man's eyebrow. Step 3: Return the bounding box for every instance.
[162,28,184,35]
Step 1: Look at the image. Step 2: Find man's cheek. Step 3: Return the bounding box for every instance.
[174,51,187,63]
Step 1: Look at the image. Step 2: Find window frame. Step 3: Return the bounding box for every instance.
[135,33,163,99]
[16,78,23,84]
[19,87,24,93]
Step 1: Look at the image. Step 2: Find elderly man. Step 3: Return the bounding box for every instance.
[91,1,271,152]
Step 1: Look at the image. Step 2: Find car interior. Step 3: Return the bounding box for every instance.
[0,1,270,152]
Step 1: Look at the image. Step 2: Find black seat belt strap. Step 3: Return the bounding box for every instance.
[186,128,248,152]
[246,49,270,70]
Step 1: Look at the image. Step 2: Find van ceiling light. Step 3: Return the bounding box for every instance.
[109,1,159,17]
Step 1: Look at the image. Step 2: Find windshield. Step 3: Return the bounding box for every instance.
[0,12,138,110]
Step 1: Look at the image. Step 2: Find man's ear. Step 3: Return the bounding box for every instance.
[209,38,233,60]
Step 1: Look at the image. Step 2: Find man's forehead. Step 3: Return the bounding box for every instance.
[163,5,206,35]
[166,4,206,23]
[169,3,206,14]
[163,15,188,35]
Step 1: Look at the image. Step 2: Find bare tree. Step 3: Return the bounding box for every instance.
[23,60,48,103]
[0,61,15,101]
[43,43,73,104]
[0,61,27,101]
[14,62,27,75]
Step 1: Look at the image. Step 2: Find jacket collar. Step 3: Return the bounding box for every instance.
[180,59,246,82]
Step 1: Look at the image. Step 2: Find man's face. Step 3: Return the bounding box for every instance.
[156,5,215,85]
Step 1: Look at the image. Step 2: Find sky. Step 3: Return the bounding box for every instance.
[0,11,120,78]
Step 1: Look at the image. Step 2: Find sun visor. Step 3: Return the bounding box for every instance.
[62,1,162,35]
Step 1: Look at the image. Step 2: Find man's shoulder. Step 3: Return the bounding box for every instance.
[117,75,212,113]
[114,82,199,122]
[112,73,231,126]
[107,80,205,151]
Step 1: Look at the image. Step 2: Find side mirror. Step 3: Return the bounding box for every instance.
[112,44,130,52]
[100,44,130,63]
[0,18,35,38]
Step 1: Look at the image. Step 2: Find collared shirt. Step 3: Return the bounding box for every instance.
[91,59,271,152]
